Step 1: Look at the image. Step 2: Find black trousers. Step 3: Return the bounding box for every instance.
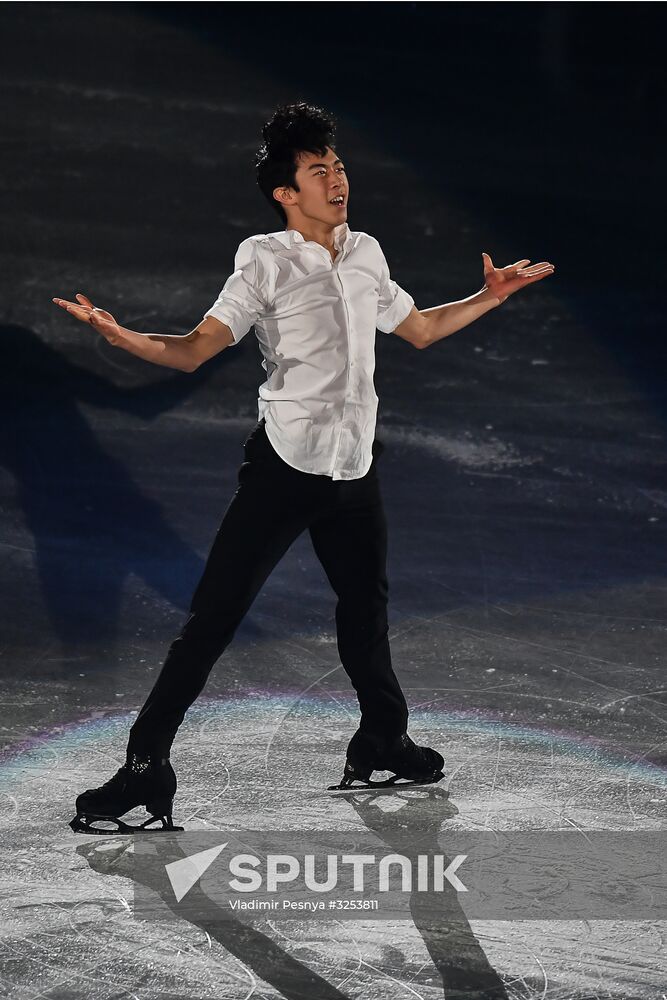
[126,419,409,759]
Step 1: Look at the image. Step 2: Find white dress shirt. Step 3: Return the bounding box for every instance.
[203,222,414,480]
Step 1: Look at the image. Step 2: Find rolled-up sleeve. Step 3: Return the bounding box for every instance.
[203,237,274,345]
[375,242,415,334]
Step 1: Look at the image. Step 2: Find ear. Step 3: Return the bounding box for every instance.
[273,186,295,207]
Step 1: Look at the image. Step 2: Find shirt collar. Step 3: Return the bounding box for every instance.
[270,223,352,253]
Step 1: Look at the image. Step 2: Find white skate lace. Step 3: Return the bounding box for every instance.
[126,754,169,775]
[127,754,152,775]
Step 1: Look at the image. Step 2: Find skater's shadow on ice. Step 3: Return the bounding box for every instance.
[5,324,214,647]
[76,839,354,1000]
[74,786,509,1000]
[342,784,510,999]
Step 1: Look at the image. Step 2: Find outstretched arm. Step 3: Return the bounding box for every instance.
[394,252,555,349]
[52,293,234,371]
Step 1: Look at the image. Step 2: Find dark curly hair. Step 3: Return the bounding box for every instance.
[255,101,338,226]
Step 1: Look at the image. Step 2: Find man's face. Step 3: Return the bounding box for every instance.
[277,146,349,226]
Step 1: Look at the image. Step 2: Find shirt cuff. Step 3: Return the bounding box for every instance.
[376,287,415,334]
[202,302,248,344]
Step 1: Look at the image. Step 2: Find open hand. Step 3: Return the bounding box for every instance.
[482,252,555,304]
[52,293,128,347]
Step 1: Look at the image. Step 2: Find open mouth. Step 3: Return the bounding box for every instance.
[329,195,346,207]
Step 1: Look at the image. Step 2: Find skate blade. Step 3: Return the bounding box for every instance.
[328,769,445,793]
[69,814,184,835]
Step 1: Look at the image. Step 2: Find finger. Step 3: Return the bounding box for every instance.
[52,297,83,310]
[512,259,531,269]
[64,302,93,323]
[76,293,95,309]
[482,251,495,270]
[520,267,555,281]
[518,261,552,272]
[53,295,101,317]
[518,264,554,276]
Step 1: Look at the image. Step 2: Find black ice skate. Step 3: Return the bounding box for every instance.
[69,754,184,834]
[328,732,445,791]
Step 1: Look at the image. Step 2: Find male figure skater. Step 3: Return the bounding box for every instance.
[54,102,554,833]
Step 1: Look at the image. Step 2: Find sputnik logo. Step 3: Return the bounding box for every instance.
[166,842,228,902]
[165,844,469,901]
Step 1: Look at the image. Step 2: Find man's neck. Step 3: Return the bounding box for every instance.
[285,218,338,251]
